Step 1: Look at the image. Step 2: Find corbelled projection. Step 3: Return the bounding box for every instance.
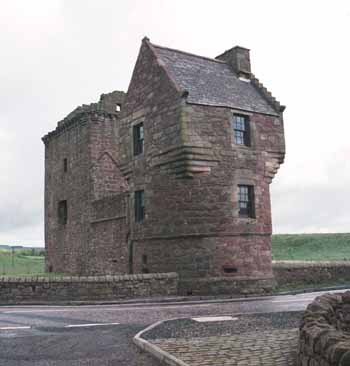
[42,38,286,295]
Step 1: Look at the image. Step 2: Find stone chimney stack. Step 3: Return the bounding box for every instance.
[216,46,251,79]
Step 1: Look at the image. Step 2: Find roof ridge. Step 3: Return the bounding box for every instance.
[151,43,227,65]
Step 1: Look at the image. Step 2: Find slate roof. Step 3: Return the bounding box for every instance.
[152,44,279,116]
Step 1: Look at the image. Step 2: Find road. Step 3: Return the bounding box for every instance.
[0,290,346,365]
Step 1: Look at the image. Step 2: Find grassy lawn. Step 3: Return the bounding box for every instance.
[272,233,350,261]
[0,250,45,276]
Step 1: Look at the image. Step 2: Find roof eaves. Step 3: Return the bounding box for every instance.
[184,100,280,117]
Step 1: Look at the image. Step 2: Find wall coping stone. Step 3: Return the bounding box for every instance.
[273,260,350,269]
[0,272,178,284]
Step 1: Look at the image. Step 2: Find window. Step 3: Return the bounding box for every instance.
[116,104,121,112]
[58,200,68,225]
[133,123,144,156]
[63,158,68,172]
[135,190,145,222]
[233,114,250,146]
[238,185,255,218]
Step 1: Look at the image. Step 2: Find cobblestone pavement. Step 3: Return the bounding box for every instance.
[151,328,299,365]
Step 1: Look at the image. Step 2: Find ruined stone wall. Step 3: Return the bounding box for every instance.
[0,273,178,304]
[44,116,92,275]
[44,91,128,276]
[88,112,129,275]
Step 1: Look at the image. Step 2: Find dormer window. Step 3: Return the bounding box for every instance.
[133,123,144,156]
[116,104,121,112]
[233,114,250,146]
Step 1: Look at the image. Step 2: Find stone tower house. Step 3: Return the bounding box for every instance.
[42,38,285,295]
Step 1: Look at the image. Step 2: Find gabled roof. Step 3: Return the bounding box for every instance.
[150,43,280,116]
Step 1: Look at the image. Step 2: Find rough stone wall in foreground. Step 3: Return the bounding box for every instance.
[0,273,178,304]
[298,292,350,366]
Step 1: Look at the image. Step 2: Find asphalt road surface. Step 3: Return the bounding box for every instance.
[0,290,347,365]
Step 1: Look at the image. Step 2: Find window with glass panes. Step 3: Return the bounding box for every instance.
[238,185,255,218]
[133,123,144,155]
[233,114,250,146]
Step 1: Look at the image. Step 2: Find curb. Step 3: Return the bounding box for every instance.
[274,284,350,296]
[1,285,349,307]
[134,318,189,366]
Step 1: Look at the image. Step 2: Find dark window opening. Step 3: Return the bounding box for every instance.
[142,254,148,265]
[223,266,238,274]
[58,200,68,225]
[238,185,255,218]
[63,158,68,172]
[135,190,145,222]
[116,103,121,112]
[133,123,144,156]
[233,114,250,146]
[142,268,150,274]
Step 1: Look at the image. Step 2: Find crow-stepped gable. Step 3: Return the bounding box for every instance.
[42,38,286,295]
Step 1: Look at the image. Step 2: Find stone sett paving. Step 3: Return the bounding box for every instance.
[151,328,299,366]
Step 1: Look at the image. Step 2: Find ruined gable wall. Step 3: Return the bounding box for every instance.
[86,113,129,275]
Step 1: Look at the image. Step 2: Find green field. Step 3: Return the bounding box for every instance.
[0,249,45,276]
[272,233,350,261]
[1,234,350,276]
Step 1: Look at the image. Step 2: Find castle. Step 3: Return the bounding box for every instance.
[42,38,285,295]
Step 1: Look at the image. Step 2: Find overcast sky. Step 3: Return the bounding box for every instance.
[1,0,349,246]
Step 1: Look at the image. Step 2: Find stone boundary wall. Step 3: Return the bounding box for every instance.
[0,273,178,304]
[298,292,350,366]
[273,261,350,287]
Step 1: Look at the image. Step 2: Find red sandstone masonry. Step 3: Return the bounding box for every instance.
[43,39,285,295]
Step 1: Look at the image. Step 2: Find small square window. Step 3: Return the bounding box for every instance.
[238,185,255,218]
[58,200,68,225]
[135,190,145,222]
[116,104,121,112]
[133,123,144,156]
[233,115,250,146]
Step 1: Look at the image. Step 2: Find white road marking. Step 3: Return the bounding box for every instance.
[192,316,238,322]
[64,322,120,328]
[0,326,31,330]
